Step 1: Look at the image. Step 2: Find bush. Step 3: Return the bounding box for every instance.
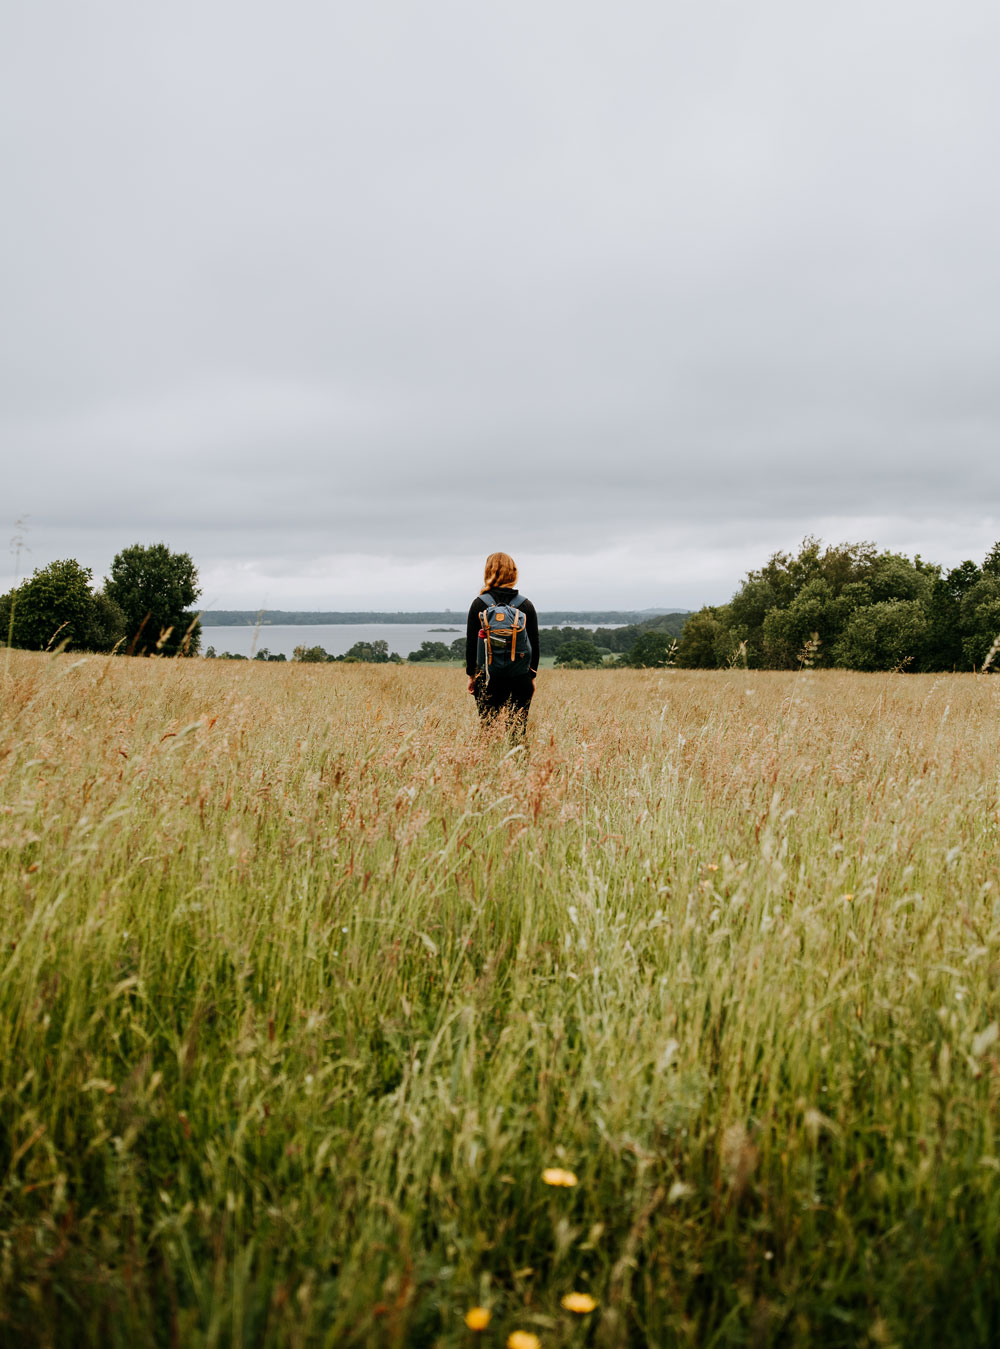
[407,641,453,662]
[554,638,604,669]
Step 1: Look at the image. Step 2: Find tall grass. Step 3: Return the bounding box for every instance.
[1,651,999,1346]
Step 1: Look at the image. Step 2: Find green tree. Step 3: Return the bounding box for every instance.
[554,637,605,668]
[622,631,677,668]
[407,641,452,662]
[959,574,1000,669]
[341,640,390,663]
[918,560,978,670]
[676,607,733,668]
[865,552,934,604]
[832,600,930,671]
[84,592,127,652]
[725,576,782,665]
[293,645,330,663]
[537,627,572,656]
[104,543,201,656]
[718,539,938,669]
[2,559,98,651]
[760,578,840,667]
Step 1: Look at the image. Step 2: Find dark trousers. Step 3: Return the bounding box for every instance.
[473,672,534,738]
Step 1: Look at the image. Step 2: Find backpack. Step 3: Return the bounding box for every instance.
[477,593,532,681]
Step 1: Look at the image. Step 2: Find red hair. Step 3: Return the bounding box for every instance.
[481,551,517,592]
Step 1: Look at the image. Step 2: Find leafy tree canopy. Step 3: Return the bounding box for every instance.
[959,574,1000,669]
[675,608,734,669]
[292,645,330,663]
[1,559,125,653]
[621,631,678,668]
[407,641,454,662]
[85,592,128,653]
[341,640,390,664]
[554,638,605,668]
[677,537,1000,672]
[832,600,930,672]
[104,543,201,656]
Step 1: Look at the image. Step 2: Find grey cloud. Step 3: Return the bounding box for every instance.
[3,1,999,605]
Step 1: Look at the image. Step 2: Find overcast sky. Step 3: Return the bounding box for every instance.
[3,1,999,610]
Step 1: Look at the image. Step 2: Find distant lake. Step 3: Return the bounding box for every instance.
[201,623,464,659]
[200,621,617,660]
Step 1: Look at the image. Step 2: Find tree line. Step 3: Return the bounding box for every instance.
[201,608,682,626]
[1,545,201,656]
[204,613,686,667]
[380,544,1000,673]
[7,538,999,672]
[674,538,1000,671]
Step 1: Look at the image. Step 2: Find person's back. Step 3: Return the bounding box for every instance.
[466,553,538,738]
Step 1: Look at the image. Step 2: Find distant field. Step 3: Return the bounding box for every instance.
[1,652,999,1346]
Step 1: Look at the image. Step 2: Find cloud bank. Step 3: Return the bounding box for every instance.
[3,1,998,607]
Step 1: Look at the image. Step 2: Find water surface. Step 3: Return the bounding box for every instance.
[200,620,617,660]
[200,622,466,660]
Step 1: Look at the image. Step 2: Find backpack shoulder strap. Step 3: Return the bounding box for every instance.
[508,595,525,610]
[480,593,496,607]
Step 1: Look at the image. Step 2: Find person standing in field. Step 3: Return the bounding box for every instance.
[466,552,539,737]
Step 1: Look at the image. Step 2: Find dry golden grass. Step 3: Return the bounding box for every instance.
[1,650,999,1346]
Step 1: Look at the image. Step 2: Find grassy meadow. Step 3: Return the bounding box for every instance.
[1,650,999,1347]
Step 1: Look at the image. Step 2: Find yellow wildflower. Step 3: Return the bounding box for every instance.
[507,1334,541,1349]
[542,1167,578,1187]
[561,1292,598,1313]
[465,1307,491,1331]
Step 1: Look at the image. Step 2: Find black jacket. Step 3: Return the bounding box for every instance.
[466,588,539,677]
